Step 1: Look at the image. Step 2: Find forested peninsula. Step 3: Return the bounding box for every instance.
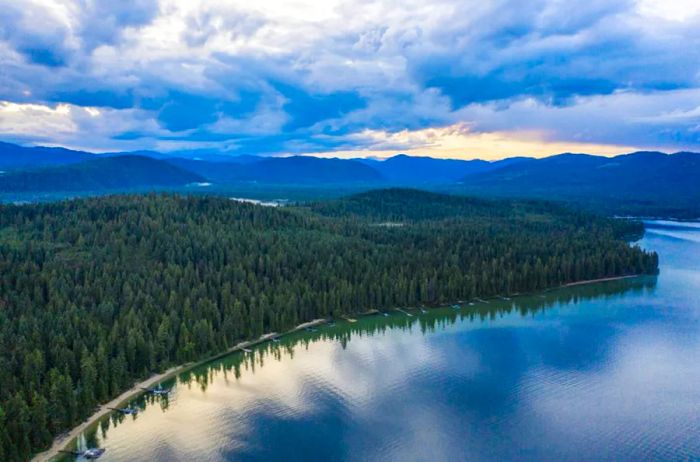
[0,189,658,461]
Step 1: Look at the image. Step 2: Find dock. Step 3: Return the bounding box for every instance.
[32,318,329,462]
[107,406,138,415]
[58,448,105,459]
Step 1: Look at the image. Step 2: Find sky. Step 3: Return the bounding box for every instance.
[1,0,699,160]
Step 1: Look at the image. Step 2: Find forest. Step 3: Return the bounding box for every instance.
[0,189,658,461]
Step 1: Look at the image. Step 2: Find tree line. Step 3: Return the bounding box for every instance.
[0,189,657,460]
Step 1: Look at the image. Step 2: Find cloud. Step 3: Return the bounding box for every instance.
[0,101,164,152]
[307,123,639,160]
[0,0,160,67]
[0,0,698,157]
[455,89,700,148]
[0,0,74,67]
[77,0,160,50]
[637,0,700,21]
[407,0,698,107]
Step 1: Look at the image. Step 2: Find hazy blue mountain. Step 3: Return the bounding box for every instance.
[168,156,383,184]
[237,156,383,183]
[460,151,699,196]
[106,150,168,160]
[0,141,263,170]
[163,157,253,183]
[457,151,700,216]
[159,148,264,163]
[168,153,537,185]
[0,142,94,170]
[359,154,489,183]
[359,154,534,183]
[2,140,699,217]
[0,155,204,192]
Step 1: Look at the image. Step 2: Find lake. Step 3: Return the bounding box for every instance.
[66,220,700,461]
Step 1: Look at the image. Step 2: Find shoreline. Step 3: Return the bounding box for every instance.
[31,318,327,462]
[562,274,640,288]
[31,274,644,462]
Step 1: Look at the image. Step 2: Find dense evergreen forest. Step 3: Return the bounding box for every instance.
[0,189,657,461]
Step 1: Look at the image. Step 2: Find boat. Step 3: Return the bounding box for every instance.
[383,312,389,317]
[59,448,106,459]
[141,385,171,396]
[108,406,139,415]
[452,304,460,309]
[242,348,253,353]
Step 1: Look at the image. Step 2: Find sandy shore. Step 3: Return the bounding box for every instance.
[31,367,181,462]
[31,318,327,462]
[563,274,639,287]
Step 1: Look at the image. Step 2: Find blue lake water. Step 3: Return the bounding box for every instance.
[67,220,700,461]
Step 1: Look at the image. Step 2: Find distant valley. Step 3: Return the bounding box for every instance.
[1,142,698,218]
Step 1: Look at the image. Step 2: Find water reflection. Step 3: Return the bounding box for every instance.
[61,275,666,462]
[61,220,700,462]
[181,277,656,392]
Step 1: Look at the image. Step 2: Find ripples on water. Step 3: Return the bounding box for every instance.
[64,221,700,462]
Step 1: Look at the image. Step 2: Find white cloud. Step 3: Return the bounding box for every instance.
[0,0,699,155]
[308,123,640,160]
[0,101,78,137]
[455,89,700,149]
[637,0,700,21]
[0,100,165,152]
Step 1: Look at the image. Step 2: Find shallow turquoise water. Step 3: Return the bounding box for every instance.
[68,221,700,461]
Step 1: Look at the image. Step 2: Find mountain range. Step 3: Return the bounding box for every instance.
[166,156,382,184]
[0,155,203,192]
[1,141,698,217]
[0,141,93,170]
[358,154,531,183]
[455,151,700,216]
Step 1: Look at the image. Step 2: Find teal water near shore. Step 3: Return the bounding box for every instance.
[63,220,700,461]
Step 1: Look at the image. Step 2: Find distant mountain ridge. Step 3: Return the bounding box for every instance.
[165,156,381,184]
[0,155,204,192]
[459,150,699,198]
[222,156,383,184]
[1,141,698,217]
[0,142,260,171]
[0,142,93,170]
[358,154,533,183]
[456,150,700,217]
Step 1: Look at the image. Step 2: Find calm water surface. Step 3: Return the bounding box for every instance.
[68,221,700,461]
